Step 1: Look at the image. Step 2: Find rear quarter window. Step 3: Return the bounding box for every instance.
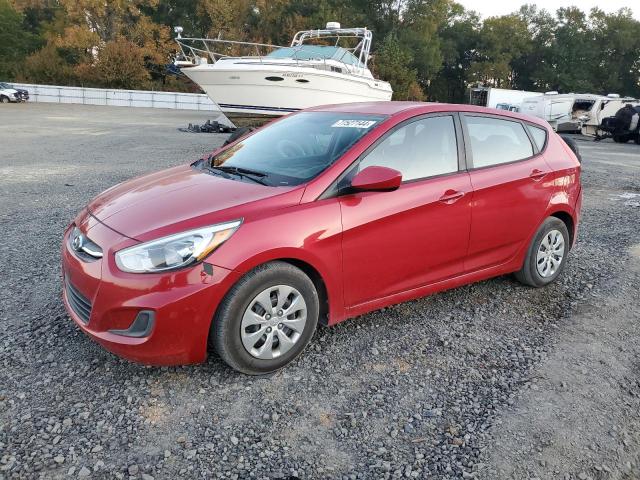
[527,125,547,151]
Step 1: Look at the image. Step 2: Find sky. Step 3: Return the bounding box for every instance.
[456,1,639,20]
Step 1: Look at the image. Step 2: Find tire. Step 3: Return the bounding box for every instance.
[0,96,9,104]
[515,217,570,288]
[613,134,629,143]
[634,135,640,145]
[211,261,319,375]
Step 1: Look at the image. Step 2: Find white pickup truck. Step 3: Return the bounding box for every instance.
[0,83,21,103]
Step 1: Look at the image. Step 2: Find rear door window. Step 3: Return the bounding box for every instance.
[464,116,534,168]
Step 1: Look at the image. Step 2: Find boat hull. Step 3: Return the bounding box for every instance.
[181,63,393,116]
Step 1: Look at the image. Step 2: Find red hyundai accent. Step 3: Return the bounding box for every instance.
[62,102,582,374]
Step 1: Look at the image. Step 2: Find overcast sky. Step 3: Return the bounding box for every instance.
[456,1,639,20]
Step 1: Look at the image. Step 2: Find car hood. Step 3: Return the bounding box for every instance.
[2,88,17,94]
[88,165,301,240]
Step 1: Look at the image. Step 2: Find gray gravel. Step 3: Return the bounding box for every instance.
[1,103,639,480]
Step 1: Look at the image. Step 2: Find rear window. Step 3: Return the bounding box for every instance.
[465,116,534,168]
[527,125,547,151]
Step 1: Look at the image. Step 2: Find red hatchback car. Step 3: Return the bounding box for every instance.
[62,102,582,374]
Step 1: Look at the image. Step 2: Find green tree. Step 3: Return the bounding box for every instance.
[429,3,481,102]
[549,7,597,92]
[375,32,424,100]
[512,5,557,91]
[590,8,640,97]
[469,13,532,88]
[0,0,41,79]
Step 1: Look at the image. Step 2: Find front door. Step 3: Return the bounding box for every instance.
[338,114,472,308]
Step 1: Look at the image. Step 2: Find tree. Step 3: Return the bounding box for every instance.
[590,8,640,97]
[22,43,72,84]
[375,32,424,100]
[469,13,532,88]
[550,7,597,92]
[75,37,150,89]
[0,0,41,79]
[430,3,481,102]
[512,5,557,91]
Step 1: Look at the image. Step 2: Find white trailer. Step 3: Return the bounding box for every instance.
[580,96,640,137]
[469,87,542,111]
[520,93,610,132]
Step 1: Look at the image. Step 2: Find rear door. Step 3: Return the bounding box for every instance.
[338,113,472,307]
[461,114,552,272]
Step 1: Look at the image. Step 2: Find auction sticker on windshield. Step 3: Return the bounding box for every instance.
[331,119,378,128]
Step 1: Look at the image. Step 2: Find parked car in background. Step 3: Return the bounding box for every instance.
[12,85,29,102]
[62,102,582,374]
[0,83,21,103]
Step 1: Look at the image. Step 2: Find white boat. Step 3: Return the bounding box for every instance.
[174,22,392,117]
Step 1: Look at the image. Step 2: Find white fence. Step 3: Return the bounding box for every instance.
[10,83,221,112]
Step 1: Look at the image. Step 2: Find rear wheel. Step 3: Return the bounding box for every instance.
[515,217,570,287]
[211,261,319,375]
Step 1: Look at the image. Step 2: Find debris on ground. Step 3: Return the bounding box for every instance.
[179,119,236,133]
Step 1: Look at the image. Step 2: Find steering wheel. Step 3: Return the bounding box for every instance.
[277,139,305,158]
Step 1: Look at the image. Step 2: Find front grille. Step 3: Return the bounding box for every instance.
[65,281,92,324]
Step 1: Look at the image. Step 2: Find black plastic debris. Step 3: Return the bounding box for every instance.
[179,119,236,134]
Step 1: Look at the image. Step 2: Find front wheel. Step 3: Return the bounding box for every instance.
[0,96,9,104]
[515,217,570,287]
[211,261,319,375]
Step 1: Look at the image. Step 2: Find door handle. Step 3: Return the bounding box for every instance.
[529,169,548,181]
[439,190,465,204]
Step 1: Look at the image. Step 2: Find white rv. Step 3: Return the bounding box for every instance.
[520,93,609,132]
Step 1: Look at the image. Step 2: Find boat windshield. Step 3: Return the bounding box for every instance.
[207,112,385,186]
[266,45,363,66]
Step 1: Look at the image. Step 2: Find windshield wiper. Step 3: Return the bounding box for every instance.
[211,165,269,185]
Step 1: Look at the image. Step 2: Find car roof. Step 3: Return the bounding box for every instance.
[310,101,550,128]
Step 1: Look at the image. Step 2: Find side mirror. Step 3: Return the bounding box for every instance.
[350,166,402,192]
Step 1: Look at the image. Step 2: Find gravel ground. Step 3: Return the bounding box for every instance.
[1,103,639,480]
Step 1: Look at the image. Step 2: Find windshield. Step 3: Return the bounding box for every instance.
[267,45,363,66]
[209,112,385,186]
[0,83,10,89]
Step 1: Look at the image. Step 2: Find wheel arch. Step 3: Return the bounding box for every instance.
[275,258,330,326]
[548,209,576,248]
[214,249,340,327]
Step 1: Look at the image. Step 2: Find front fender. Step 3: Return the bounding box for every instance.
[209,199,346,324]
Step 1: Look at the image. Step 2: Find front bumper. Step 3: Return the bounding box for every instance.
[61,219,240,365]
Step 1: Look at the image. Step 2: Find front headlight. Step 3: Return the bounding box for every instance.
[115,220,241,273]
